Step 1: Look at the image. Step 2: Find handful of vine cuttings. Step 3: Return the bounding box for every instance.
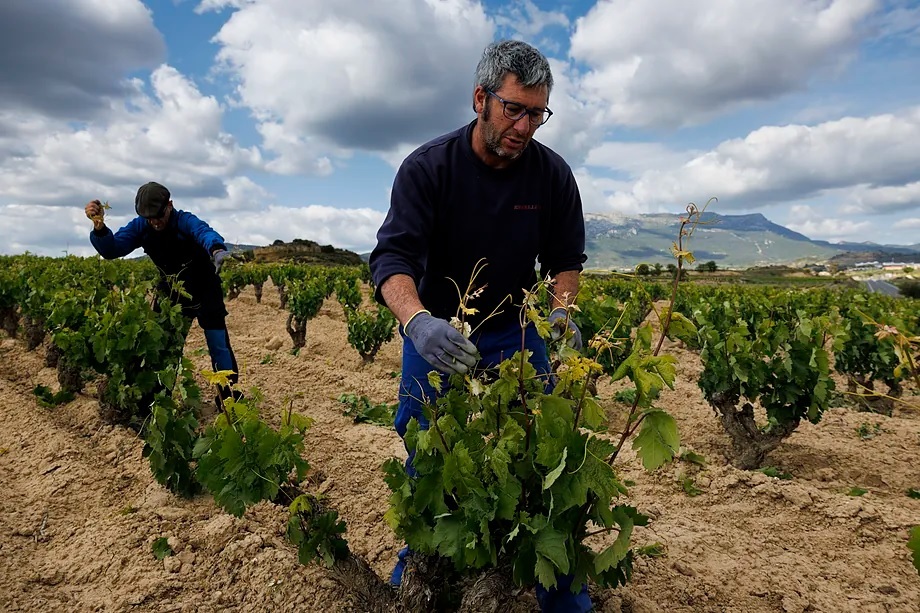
[90,199,112,224]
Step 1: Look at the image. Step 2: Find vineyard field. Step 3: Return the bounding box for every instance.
[1,281,919,612]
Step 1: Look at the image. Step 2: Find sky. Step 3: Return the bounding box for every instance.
[1,0,919,258]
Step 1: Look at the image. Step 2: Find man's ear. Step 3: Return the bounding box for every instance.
[473,86,486,114]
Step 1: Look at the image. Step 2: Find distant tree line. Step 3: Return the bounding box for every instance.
[634,260,718,279]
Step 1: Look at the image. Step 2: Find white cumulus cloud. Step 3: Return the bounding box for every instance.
[595,106,920,214]
[844,181,920,214]
[494,0,569,40]
[203,0,494,171]
[0,65,263,213]
[584,142,698,176]
[216,205,386,253]
[570,0,878,128]
[784,204,872,241]
[0,0,165,120]
[0,205,99,257]
[894,217,920,230]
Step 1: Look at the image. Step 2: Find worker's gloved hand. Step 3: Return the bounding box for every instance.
[548,308,583,351]
[405,312,478,375]
[212,249,231,273]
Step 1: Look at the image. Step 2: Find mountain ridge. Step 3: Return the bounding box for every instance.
[583,211,920,270]
[228,213,920,271]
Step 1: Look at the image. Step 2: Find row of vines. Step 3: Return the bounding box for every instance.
[222,259,395,361]
[1,217,918,609]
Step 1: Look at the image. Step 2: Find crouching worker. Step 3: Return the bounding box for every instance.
[84,181,240,403]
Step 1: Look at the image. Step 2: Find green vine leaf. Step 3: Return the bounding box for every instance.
[543,447,568,491]
[632,410,680,471]
[151,537,173,560]
[595,506,637,574]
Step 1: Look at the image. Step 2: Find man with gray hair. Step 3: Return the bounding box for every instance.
[370,40,590,611]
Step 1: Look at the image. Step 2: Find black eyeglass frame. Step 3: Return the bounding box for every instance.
[485,90,553,127]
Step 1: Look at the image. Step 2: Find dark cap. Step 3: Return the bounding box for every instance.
[135,182,171,218]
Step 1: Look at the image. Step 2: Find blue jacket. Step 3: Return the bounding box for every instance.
[369,121,586,332]
[90,210,227,309]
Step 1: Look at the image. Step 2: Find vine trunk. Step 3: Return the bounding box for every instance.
[711,393,799,469]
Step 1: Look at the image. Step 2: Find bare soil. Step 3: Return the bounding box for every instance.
[1,283,918,612]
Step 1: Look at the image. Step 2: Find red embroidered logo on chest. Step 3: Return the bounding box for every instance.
[513,204,541,211]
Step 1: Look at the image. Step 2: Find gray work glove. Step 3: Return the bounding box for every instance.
[548,308,583,351]
[212,249,231,273]
[405,312,478,375]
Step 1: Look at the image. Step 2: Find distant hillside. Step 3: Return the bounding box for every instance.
[584,212,920,270]
[243,238,364,266]
[226,243,261,254]
[225,214,919,271]
[811,240,920,256]
[827,250,920,267]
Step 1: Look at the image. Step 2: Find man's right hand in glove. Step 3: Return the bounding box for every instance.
[404,311,478,375]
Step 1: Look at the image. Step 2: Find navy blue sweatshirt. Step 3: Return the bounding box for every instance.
[90,210,227,315]
[370,120,586,332]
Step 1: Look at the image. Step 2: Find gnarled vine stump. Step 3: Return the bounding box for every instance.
[57,357,83,395]
[23,316,45,351]
[286,313,307,350]
[710,392,799,469]
[278,285,289,310]
[45,343,62,368]
[324,551,516,612]
[1,307,19,338]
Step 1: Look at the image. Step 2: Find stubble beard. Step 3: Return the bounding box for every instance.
[481,104,527,162]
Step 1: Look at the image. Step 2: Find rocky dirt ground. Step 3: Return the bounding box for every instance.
[1,282,918,612]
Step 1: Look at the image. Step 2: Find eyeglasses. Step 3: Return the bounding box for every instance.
[485,90,553,127]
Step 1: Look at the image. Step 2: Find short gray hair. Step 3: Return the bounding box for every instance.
[474,40,553,96]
